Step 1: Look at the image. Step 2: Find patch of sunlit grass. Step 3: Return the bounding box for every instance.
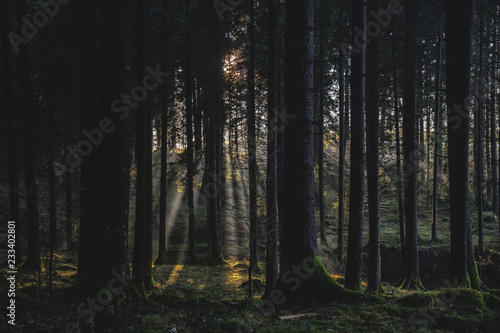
[165,264,184,286]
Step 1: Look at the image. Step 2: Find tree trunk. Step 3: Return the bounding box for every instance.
[278,0,345,299]
[78,0,133,298]
[392,21,405,246]
[65,134,73,252]
[133,0,149,295]
[185,1,197,265]
[366,0,381,294]
[317,0,328,246]
[247,0,258,277]
[432,14,442,242]
[264,0,279,297]
[491,23,499,218]
[194,80,203,159]
[445,0,478,288]
[475,14,484,256]
[77,0,100,278]
[46,106,57,297]
[155,9,170,267]
[17,0,42,272]
[345,0,366,292]
[1,0,21,263]
[145,106,154,290]
[201,0,224,264]
[282,0,317,272]
[403,0,421,289]
[338,48,346,259]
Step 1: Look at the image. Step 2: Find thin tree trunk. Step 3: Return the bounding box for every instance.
[155,9,170,266]
[46,106,57,298]
[491,22,499,218]
[318,0,327,246]
[145,107,154,290]
[338,49,345,259]
[402,0,421,289]
[432,14,442,242]
[366,0,381,294]
[156,99,168,265]
[345,0,366,292]
[264,0,279,297]
[486,111,492,202]
[185,1,196,265]
[247,0,258,278]
[392,22,404,246]
[475,14,484,256]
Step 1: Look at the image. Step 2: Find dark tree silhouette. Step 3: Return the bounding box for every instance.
[17,0,41,271]
[78,0,100,278]
[445,0,481,288]
[346,0,366,292]
[78,0,133,298]
[402,0,421,289]
[264,0,279,297]
[1,0,21,264]
[366,0,381,294]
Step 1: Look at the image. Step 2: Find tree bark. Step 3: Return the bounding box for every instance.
[247,0,258,277]
[403,0,421,289]
[366,0,381,294]
[432,13,442,242]
[338,48,345,259]
[278,0,346,299]
[78,0,133,298]
[475,14,484,256]
[345,0,366,292]
[201,0,224,264]
[1,0,21,263]
[317,0,328,246]
[264,0,279,297]
[78,0,100,278]
[445,0,477,287]
[17,0,42,271]
[133,0,149,295]
[391,22,405,246]
[185,1,197,265]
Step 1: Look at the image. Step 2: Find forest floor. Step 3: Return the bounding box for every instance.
[1,246,500,333]
[2,148,500,332]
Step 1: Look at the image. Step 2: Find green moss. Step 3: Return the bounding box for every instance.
[310,254,361,301]
[437,312,475,331]
[396,292,434,307]
[482,292,500,310]
[454,288,485,310]
[468,261,483,290]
